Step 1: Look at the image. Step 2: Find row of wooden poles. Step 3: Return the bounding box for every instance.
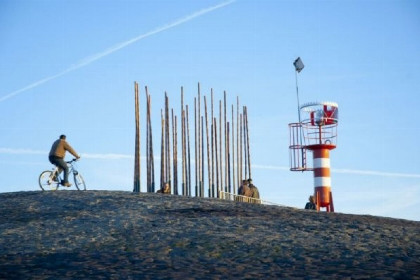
[133,82,252,198]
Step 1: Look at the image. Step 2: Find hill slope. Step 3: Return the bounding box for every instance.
[0,191,419,279]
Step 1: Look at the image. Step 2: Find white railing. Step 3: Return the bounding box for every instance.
[219,191,285,206]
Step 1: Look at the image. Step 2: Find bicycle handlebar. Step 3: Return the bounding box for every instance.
[66,158,79,164]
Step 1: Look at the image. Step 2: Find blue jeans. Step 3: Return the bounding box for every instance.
[49,156,69,184]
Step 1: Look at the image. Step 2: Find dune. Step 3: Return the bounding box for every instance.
[0,191,419,279]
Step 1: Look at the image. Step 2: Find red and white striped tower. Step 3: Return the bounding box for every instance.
[289,101,338,212]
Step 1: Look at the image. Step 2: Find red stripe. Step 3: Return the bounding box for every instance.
[314,167,330,177]
[313,149,330,159]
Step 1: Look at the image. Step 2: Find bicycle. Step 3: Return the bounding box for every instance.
[39,158,86,191]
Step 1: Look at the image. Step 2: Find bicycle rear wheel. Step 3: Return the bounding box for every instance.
[39,171,60,191]
[73,173,86,191]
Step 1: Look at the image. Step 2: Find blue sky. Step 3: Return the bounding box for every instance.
[1,0,419,221]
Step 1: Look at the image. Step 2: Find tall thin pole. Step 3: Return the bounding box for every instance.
[245,106,251,179]
[204,96,211,197]
[182,109,186,196]
[214,118,219,198]
[133,82,140,193]
[295,70,302,125]
[172,109,178,195]
[211,90,215,197]
[194,98,198,197]
[219,100,222,196]
[240,113,243,183]
[201,116,205,197]
[165,93,171,192]
[160,110,165,190]
[224,91,227,193]
[237,96,240,190]
[231,104,235,195]
[186,105,192,197]
[295,69,306,169]
[198,83,201,197]
[146,89,150,192]
[243,108,247,180]
[227,122,231,193]
[147,90,155,193]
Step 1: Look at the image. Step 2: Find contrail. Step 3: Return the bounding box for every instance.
[0,0,236,103]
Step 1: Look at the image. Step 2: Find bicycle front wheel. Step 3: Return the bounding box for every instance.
[73,173,86,191]
[39,171,60,191]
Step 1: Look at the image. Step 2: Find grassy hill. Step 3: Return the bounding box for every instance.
[0,191,419,279]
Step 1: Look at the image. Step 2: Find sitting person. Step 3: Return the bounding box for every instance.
[248,179,261,204]
[305,195,317,210]
[157,183,171,194]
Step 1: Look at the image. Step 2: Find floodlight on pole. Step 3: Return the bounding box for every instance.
[293,57,304,124]
[293,57,305,171]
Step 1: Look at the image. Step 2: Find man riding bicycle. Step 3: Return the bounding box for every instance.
[49,135,80,187]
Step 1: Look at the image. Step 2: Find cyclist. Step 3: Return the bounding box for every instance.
[49,134,80,187]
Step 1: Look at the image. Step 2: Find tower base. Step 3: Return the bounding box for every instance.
[316,190,334,212]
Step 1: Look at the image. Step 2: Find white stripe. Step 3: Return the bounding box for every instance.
[313,158,330,168]
[314,177,331,187]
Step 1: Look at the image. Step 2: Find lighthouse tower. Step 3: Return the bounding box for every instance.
[289,101,338,212]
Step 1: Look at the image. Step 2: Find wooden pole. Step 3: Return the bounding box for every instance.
[243,107,248,180]
[219,100,222,196]
[237,96,240,190]
[194,98,198,197]
[133,82,141,193]
[232,104,235,195]
[245,106,252,179]
[186,105,192,197]
[224,91,227,193]
[214,117,219,198]
[146,89,150,192]
[147,91,155,193]
[201,116,204,197]
[160,109,165,191]
[165,93,171,192]
[211,89,215,197]
[182,109,186,196]
[198,83,201,197]
[240,113,243,183]
[227,122,231,193]
[172,109,178,195]
[204,96,211,197]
